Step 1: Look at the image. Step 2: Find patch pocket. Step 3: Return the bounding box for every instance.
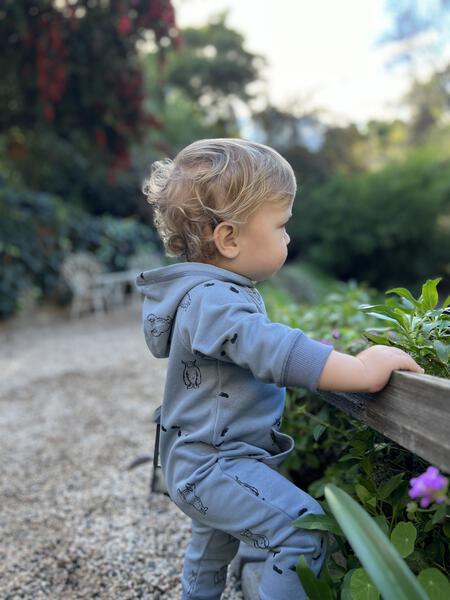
[260,428,295,468]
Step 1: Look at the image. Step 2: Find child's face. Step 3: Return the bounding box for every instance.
[234,198,293,281]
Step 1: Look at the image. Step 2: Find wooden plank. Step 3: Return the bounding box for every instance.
[319,371,450,473]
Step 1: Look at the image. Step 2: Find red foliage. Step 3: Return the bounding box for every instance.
[95,129,108,147]
[118,15,132,35]
[35,12,68,116]
[6,0,178,174]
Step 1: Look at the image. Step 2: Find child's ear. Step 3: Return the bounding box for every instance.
[213,221,240,259]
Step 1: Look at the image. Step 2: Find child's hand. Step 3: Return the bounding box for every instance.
[356,345,424,393]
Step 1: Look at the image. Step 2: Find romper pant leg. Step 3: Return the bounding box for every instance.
[174,457,328,600]
[180,518,240,600]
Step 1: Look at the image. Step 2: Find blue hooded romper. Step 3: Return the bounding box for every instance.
[137,261,334,600]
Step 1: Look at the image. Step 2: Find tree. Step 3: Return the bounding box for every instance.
[160,12,265,134]
[405,64,450,141]
[0,0,177,208]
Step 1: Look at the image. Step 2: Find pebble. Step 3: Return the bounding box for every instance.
[0,303,244,599]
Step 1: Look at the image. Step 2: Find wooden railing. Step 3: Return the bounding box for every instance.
[319,371,450,473]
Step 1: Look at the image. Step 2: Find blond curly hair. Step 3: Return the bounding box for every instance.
[143,138,297,262]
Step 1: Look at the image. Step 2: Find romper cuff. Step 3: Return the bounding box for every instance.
[282,333,334,392]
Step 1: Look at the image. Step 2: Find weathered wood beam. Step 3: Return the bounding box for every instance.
[319,371,450,473]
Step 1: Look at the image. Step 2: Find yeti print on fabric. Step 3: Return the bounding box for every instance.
[273,415,282,429]
[145,313,172,336]
[182,360,202,389]
[187,569,198,596]
[177,482,209,515]
[179,292,191,311]
[234,475,260,497]
[213,565,227,585]
[245,286,265,312]
[240,528,269,549]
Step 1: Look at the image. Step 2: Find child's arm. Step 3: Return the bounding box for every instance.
[318,345,424,393]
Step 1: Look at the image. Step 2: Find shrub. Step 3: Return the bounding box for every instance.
[291,152,450,291]
[0,178,161,317]
[262,276,450,595]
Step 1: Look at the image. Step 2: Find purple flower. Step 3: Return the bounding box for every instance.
[388,330,400,341]
[409,466,449,508]
[332,328,341,339]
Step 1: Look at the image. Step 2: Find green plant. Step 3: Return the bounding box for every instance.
[0,177,161,317]
[291,483,450,599]
[291,152,450,290]
[360,277,450,378]
[260,274,450,598]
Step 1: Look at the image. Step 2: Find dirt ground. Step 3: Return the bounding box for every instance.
[0,300,244,599]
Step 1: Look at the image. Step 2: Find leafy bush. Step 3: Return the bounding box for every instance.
[290,152,450,291]
[0,179,74,316]
[0,178,161,317]
[87,215,162,271]
[294,482,448,599]
[361,277,450,378]
[262,276,450,597]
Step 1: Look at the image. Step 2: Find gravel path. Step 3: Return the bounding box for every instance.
[0,301,244,599]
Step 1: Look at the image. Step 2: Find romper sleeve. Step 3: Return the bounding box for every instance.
[175,283,333,392]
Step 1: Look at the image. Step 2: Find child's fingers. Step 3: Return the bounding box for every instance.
[392,350,424,373]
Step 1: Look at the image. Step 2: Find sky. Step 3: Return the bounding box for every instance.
[172,0,450,127]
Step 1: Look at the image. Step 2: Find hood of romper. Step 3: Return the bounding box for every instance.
[135,261,255,358]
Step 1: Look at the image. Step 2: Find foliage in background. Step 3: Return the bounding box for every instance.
[140,11,264,160]
[0,178,159,317]
[289,148,450,292]
[260,270,450,597]
[0,0,176,213]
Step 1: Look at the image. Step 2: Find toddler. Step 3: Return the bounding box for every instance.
[136,138,423,600]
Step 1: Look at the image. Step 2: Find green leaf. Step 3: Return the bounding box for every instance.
[378,473,405,501]
[340,568,357,600]
[364,331,392,345]
[295,555,334,600]
[359,304,407,327]
[355,484,371,504]
[308,478,326,498]
[324,483,428,600]
[350,568,380,600]
[443,522,450,538]
[385,287,418,309]
[443,295,450,309]
[363,311,402,325]
[431,503,447,525]
[291,513,344,537]
[433,340,450,364]
[361,455,374,477]
[417,568,450,600]
[373,515,390,537]
[367,496,377,508]
[420,278,441,311]
[313,423,327,441]
[390,522,417,558]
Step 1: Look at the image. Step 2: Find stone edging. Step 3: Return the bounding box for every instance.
[230,544,266,600]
